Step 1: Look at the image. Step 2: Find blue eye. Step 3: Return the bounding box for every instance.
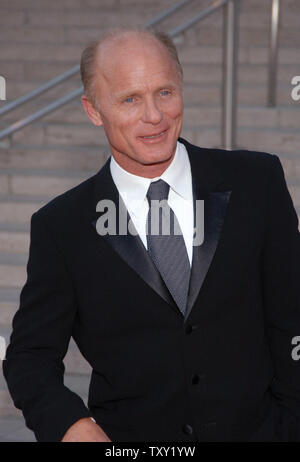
[124,97,134,103]
[160,90,170,96]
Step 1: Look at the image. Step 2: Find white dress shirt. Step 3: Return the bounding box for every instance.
[110,141,194,266]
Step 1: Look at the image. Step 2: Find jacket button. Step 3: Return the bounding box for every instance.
[185,324,198,334]
[192,374,200,385]
[182,424,194,435]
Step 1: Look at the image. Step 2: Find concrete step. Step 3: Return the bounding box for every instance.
[0,199,44,224]
[187,25,300,48]
[0,390,21,418]
[181,126,300,157]
[0,301,18,328]
[64,339,92,376]
[1,0,299,30]
[2,21,299,49]
[0,0,298,12]
[235,127,300,158]
[183,105,300,130]
[0,168,94,196]
[287,185,300,208]
[0,287,20,328]
[194,82,299,108]
[0,415,36,441]
[0,253,28,265]
[0,263,26,289]
[180,47,300,67]
[190,126,300,160]
[278,157,300,184]
[0,287,20,302]
[0,226,29,255]
[0,145,109,171]
[0,0,170,8]
[8,123,108,147]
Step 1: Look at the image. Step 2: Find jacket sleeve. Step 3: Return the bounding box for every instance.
[262,154,300,441]
[2,211,93,442]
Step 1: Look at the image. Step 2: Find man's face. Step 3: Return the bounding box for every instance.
[88,36,183,176]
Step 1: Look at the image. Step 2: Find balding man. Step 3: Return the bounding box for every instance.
[3,28,300,442]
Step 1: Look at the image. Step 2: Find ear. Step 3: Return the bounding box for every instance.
[81,95,103,126]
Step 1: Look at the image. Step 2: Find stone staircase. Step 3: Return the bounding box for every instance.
[0,0,299,437]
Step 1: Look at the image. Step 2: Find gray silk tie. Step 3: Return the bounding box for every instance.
[146,179,191,315]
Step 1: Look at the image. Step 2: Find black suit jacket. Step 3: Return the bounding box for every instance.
[3,137,300,442]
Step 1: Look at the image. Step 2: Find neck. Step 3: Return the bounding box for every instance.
[111,151,176,179]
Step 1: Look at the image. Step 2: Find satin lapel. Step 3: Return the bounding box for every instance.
[177,137,232,322]
[185,181,232,321]
[91,160,179,313]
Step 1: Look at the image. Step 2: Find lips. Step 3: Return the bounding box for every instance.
[139,129,168,139]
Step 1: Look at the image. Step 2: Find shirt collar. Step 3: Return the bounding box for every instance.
[110,141,192,217]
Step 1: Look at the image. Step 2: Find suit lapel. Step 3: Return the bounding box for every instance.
[91,160,179,314]
[179,137,232,321]
[91,138,232,320]
[185,181,232,321]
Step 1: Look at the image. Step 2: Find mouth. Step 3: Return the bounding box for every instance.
[139,129,168,142]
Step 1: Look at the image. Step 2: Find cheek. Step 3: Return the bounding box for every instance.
[119,113,144,139]
[102,113,132,138]
[116,108,140,128]
[164,99,183,120]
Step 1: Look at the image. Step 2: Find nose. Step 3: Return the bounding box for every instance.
[142,96,163,125]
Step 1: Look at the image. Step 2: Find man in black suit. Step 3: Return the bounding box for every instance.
[3,27,300,442]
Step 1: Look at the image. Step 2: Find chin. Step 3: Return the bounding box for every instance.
[139,153,172,166]
[139,145,176,163]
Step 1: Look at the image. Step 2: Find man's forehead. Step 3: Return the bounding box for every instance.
[96,61,180,100]
[97,32,161,57]
[95,33,171,75]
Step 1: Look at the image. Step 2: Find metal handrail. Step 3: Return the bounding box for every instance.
[222,0,239,150]
[0,0,238,149]
[144,0,193,28]
[0,66,80,117]
[0,88,83,140]
[169,0,228,36]
[267,0,281,106]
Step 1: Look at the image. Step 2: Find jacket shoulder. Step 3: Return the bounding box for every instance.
[180,138,279,184]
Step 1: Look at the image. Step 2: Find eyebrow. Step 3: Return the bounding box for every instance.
[115,83,179,101]
[115,90,140,101]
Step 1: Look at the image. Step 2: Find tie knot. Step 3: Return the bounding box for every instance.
[146,179,170,203]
